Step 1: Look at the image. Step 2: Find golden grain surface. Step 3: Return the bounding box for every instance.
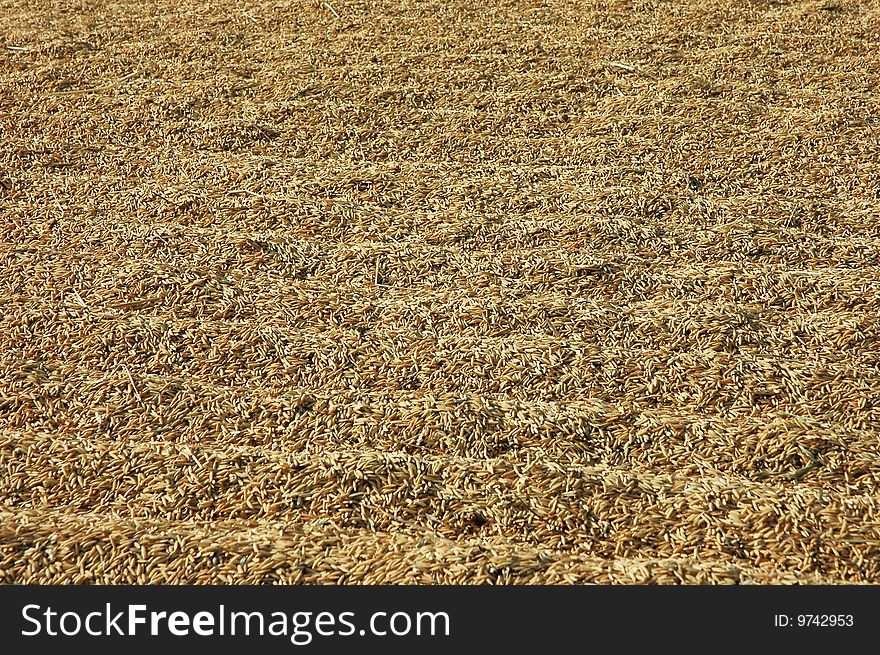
[2,0,880,584]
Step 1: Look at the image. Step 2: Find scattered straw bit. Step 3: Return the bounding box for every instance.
[602,61,658,79]
[321,2,341,19]
[71,289,89,309]
[122,365,143,405]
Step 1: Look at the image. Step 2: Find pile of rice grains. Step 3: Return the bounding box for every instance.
[2,0,879,584]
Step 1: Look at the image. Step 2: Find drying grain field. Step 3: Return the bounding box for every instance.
[2,0,880,584]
